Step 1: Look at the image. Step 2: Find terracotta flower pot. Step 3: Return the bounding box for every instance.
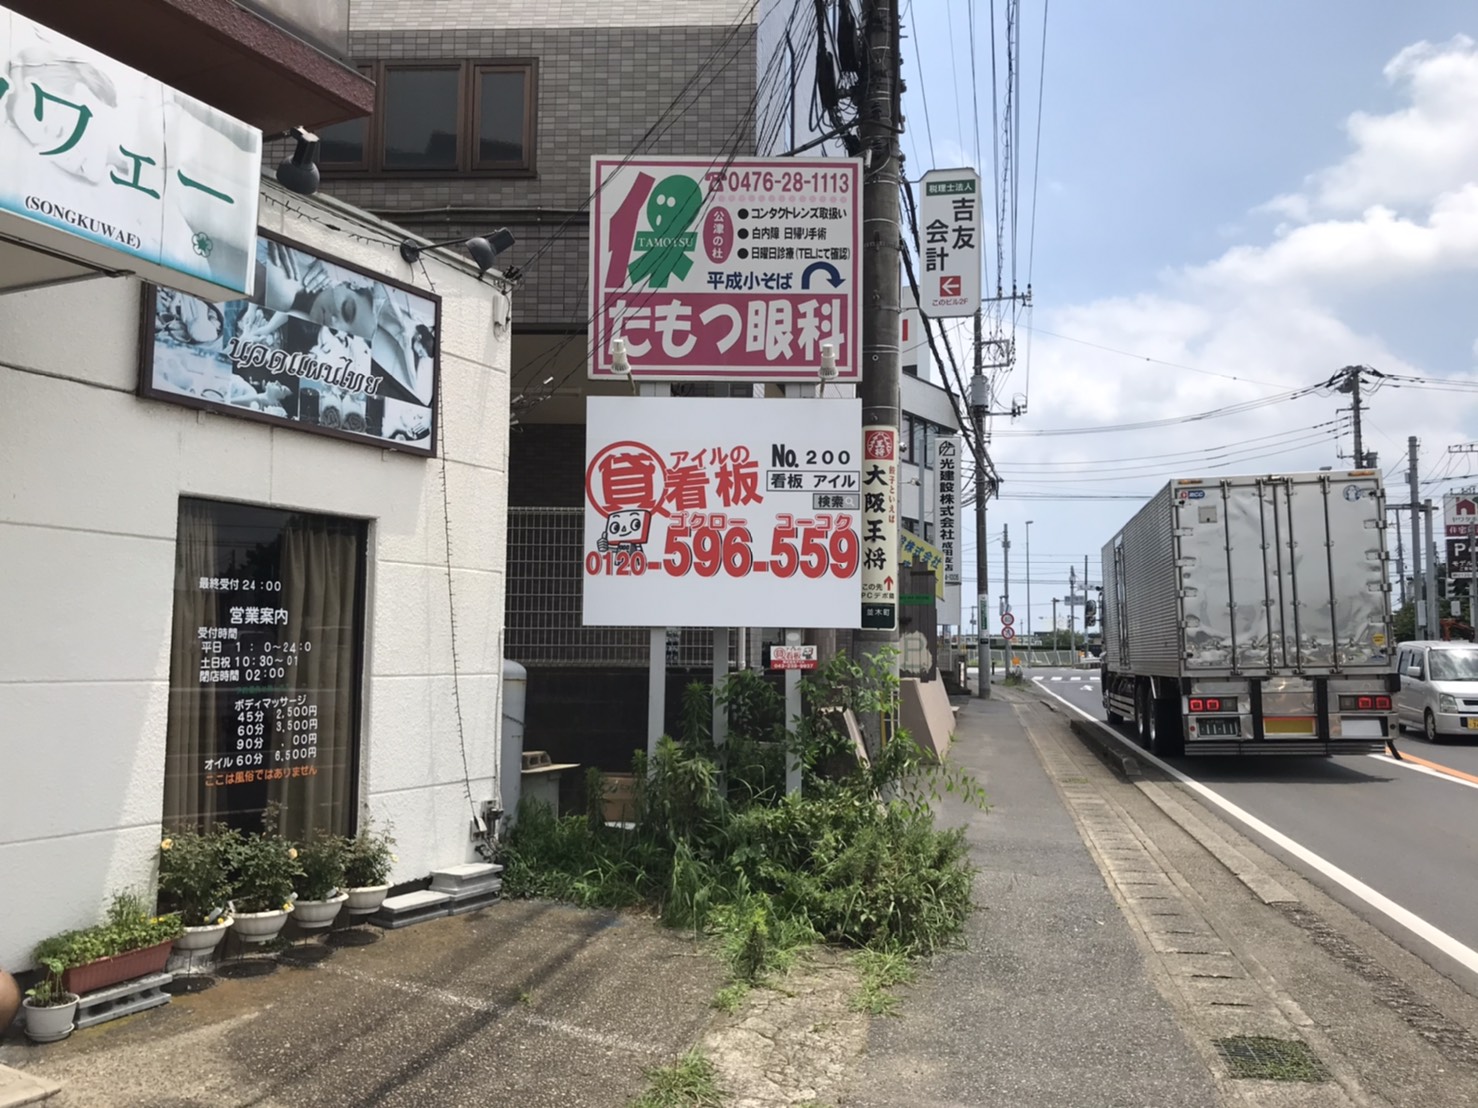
[0,968,20,1031]
[62,941,174,995]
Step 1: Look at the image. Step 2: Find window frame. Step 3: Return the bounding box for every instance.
[315,65,374,171]
[321,58,539,179]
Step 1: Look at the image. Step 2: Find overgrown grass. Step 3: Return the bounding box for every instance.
[629,1050,724,1108]
[502,650,984,1014]
[851,949,917,1016]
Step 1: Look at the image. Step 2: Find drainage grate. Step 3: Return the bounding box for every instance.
[1214,1036,1330,1082]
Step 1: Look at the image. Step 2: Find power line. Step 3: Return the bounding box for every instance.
[989,382,1324,436]
[996,419,1343,468]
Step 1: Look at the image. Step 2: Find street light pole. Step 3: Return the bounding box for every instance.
[1025,520,1033,663]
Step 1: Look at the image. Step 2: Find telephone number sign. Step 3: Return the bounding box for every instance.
[583,396,863,628]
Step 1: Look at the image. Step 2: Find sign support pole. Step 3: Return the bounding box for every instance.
[857,0,903,753]
[647,628,666,761]
[784,631,803,796]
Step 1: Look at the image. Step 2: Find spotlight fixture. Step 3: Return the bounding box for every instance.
[270,126,320,196]
[399,228,516,278]
[610,338,631,376]
[818,342,838,381]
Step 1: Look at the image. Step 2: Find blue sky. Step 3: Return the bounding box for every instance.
[901,1,1478,637]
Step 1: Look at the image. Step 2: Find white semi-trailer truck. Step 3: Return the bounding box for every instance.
[1101,471,1398,756]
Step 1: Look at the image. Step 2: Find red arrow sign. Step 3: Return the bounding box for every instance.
[883,575,894,591]
[939,275,961,297]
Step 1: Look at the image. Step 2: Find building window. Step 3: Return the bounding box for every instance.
[474,64,534,169]
[321,60,537,177]
[162,499,367,840]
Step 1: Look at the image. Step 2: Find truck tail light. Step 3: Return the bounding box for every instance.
[1188,696,1237,713]
[1338,694,1393,712]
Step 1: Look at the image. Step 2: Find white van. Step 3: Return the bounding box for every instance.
[1395,641,1478,743]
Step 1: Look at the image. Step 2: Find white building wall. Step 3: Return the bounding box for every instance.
[0,184,511,969]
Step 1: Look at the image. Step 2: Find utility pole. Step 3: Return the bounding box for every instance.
[1392,507,1406,608]
[1336,365,1378,468]
[1002,523,1011,619]
[1083,553,1090,661]
[1426,498,1439,638]
[857,0,902,737]
[1052,597,1058,649]
[1408,436,1424,638]
[972,309,991,697]
[1068,565,1077,656]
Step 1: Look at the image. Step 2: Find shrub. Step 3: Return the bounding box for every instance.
[158,826,234,925]
[343,819,397,888]
[295,831,349,900]
[501,649,982,981]
[24,958,71,1008]
[226,826,303,914]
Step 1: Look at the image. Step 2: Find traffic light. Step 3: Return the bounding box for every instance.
[1084,599,1097,627]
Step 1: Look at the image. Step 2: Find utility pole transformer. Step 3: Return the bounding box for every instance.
[857,0,903,740]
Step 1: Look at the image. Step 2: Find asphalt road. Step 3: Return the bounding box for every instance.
[1027,665,1478,993]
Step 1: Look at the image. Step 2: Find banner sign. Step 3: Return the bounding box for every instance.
[860,425,899,630]
[589,155,862,381]
[900,528,946,601]
[768,644,818,671]
[0,5,261,299]
[918,169,981,317]
[583,396,862,627]
[936,436,961,585]
[140,230,441,455]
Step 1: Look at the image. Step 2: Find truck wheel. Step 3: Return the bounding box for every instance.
[1424,709,1444,745]
[1135,682,1152,747]
[1151,695,1185,758]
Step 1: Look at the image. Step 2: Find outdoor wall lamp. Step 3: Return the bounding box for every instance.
[270,126,320,196]
[609,338,631,376]
[818,342,838,381]
[399,229,516,278]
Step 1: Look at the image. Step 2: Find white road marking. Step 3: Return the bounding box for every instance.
[1032,677,1478,980]
[1051,676,1064,681]
[1368,752,1478,793]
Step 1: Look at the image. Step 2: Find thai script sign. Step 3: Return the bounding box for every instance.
[589,155,862,381]
[140,231,441,454]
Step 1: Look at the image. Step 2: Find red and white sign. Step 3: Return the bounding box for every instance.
[1001,625,1016,641]
[769,644,818,670]
[1000,611,1014,626]
[859,425,899,630]
[1445,493,1478,538]
[589,155,862,381]
[583,396,863,627]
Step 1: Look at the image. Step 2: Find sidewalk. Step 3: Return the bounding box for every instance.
[6,687,1478,1106]
[838,692,1220,1107]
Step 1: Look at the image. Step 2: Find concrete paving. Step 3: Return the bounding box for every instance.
[5,685,1478,1107]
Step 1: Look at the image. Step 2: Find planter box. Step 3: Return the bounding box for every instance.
[62,940,173,995]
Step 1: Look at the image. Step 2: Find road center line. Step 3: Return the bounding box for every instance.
[1032,676,1478,980]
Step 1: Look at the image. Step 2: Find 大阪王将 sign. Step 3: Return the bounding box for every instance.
[589,155,862,382]
[0,5,262,299]
[582,396,863,627]
[859,425,899,631]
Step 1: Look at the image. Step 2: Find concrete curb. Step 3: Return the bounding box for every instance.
[1065,713,1143,779]
[0,1064,60,1107]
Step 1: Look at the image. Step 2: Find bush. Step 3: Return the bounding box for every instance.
[343,819,397,888]
[158,826,234,925]
[226,826,303,914]
[296,831,349,900]
[501,649,981,978]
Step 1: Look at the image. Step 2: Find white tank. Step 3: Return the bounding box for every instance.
[501,659,527,824]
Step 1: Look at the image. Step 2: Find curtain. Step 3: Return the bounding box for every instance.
[164,502,223,828]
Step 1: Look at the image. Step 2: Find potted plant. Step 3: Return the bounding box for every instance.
[158,827,235,955]
[22,957,78,1044]
[343,820,397,916]
[226,824,304,944]
[292,831,349,930]
[35,893,184,996]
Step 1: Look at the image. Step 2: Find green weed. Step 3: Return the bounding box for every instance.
[851,949,917,1016]
[630,1050,723,1108]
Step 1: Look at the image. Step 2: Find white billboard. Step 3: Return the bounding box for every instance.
[588,155,862,381]
[583,396,863,627]
[917,169,981,318]
[936,435,962,626]
[0,5,262,299]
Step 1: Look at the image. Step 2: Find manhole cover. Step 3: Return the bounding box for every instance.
[1214,1036,1329,1082]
